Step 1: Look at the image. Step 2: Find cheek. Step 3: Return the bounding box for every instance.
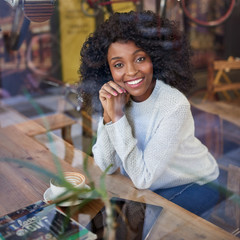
[140,62,153,75]
[110,69,122,82]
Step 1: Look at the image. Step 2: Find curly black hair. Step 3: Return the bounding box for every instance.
[78,10,196,113]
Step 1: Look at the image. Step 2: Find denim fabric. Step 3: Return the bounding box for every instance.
[154,179,220,218]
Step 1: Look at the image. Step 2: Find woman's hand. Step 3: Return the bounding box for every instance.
[99,81,129,123]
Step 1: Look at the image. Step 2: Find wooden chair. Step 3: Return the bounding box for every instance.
[206,56,240,101]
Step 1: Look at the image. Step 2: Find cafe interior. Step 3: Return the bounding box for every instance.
[0,0,240,239]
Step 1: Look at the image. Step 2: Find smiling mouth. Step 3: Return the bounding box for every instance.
[126,78,143,85]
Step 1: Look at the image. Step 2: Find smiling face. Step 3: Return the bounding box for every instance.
[107,41,155,102]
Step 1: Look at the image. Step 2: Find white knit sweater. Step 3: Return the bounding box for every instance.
[92,80,219,190]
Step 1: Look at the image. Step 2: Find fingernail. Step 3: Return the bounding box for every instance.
[113,92,118,96]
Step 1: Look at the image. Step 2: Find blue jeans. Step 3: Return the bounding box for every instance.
[154,179,221,218]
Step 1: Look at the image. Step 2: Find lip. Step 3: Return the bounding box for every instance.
[125,77,144,88]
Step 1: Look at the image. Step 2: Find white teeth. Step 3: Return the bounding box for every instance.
[127,78,143,85]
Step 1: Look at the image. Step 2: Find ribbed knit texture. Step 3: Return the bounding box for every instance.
[92,80,219,190]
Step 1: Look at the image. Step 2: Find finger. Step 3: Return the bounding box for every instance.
[101,82,118,96]
[99,89,111,99]
[107,81,126,94]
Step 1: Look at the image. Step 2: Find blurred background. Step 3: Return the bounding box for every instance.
[0,0,240,236]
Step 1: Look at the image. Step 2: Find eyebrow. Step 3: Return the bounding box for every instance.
[109,49,144,62]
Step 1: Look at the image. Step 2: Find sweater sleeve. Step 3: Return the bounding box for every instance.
[104,104,192,189]
[92,117,121,174]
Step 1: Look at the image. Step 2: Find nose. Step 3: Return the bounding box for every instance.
[126,63,138,76]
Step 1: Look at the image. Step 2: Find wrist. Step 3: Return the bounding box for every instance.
[111,112,124,123]
[103,111,111,124]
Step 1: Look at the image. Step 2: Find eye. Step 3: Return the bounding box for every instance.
[136,57,145,63]
[114,63,123,68]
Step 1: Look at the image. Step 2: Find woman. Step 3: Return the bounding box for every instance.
[78,10,220,217]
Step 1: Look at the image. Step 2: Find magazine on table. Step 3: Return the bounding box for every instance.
[0,200,97,240]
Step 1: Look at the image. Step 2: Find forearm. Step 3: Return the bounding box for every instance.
[92,118,120,173]
[105,108,190,189]
[105,116,167,189]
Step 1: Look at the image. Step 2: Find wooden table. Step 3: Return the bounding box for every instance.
[0,124,238,239]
